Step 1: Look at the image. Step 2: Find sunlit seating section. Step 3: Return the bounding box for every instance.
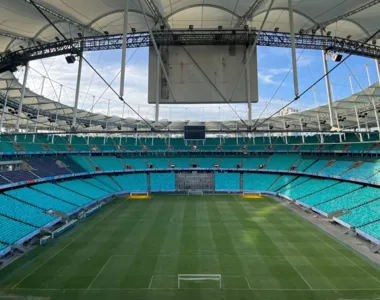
[123,158,147,169]
[318,161,354,176]
[268,175,297,192]
[243,157,268,169]
[278,176,311,193]
[359,221,380,241]
[300,182,361,207]
[112,174,148,192]
[91,156,125,170]
[0,195,56,227]
[243,173,279,191]
[93,175,122,192]
[33,182,92,207]
[6,187,77,213]
[169,158,190,168]
[215,173,240,191]
[58,180,109,200]
[368,168,380,182]
[343,162,379,180]
[197,157,220,168]
[316,187,380,214]
[338,199,380,227]
[303,160,328,174]
[281,179,337,200]
[150,173,175,192]
[146,158,170,168]
[70,156,96,172]
[265,154,299,170]
[0,216,36,244]
[296,158,317,171]
[220,158,243,168]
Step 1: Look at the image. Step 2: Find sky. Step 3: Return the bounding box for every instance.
[13,45,380,123]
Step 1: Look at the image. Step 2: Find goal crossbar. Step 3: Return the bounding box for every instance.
[187,190,204,195]
[178,274,221,289]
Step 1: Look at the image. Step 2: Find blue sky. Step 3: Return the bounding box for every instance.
[18,46,380,122]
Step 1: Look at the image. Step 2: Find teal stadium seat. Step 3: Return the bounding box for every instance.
[58,180,109,200]
[215,173,240,191]
[269,175,297,192]
[243,173,279,191]
[91,156,125,170]
[150,173,175,192]
[0,215,36,244]
[146,158,169,168]
[359,221,380,241]
[123,158,147,169]
[338,199,380,227]
[280,179,337,200]
[265,154,299,170]
[243,157,268,169]
[93,176,122,192]
[113,174,148,192]
[220,158,243,168]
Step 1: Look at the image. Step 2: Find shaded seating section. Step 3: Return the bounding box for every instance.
[268,175,297,192]
[220,158,243,168]
[53,156,86,173]
[146,158,169,168]
[243,173,279,191]
[33,182,92,207]
[299,182,361,207]
[243,157,268,169]
[296,158,317,171]
[197,157,219,168]
[318,161,354,177]
[0,142,16,152]
[359,222,380,241]
[338,199,380,227]
[0,176,10,185]
[280,179,337,200]
[91,156,125,170]
[0,170,39,183]
[343,162,379,180]
[265,154,299,170]
[0,195,56,227]
[83,178,117,193]
[0,215,36,244]
[316,187,380,214]
[215,173,240,191]
[303,160,328,173]
[6,187,77,214]
[70,156,97,172]
[123,158,147,169]
[113,174,148,192]
[58,180,109,200]
[169,158,190,168]
[25,157,69,177]
[93,176,122,192]
[278,176,311,193]
[150,173,175,192]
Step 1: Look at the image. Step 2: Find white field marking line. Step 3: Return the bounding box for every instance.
[284,256,313,290]
[87,256,113,290]
[148,275,154,290]
[110,253,285,258]
[11,202,122,290]
[293,219,380,284]
[245,276,252,290]
[7,287,380,291]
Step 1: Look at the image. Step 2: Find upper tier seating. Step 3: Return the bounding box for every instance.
[299,182,361,207]
[215,173,240,191]
[6,187,77,214]
[316,187,380,214]
[197,157,220,168]
[33,183,92,206]
[269,175,297,192]
[243,173,279,191]
[150,173,175,192]
[296,159,317,171]
[169,158,190,168]
[91,156,125,171]
[338,199,380,227]
[281,179,337,200]
[146,158,169,168]
[25,157,69,177]
[70,156,97,172]
[123,158,147,169]
[304,160,328,174]
[220,158,243,168]
[265,154,299,170]
[0,170,38,183]
[0,215,36,244]
[113,174,148,192]
[0,195,56,227]
[343,162,380,180]
[53,156,86,173]
[58,180,109,200]
[93,176,122,192]
[243,157,268,169]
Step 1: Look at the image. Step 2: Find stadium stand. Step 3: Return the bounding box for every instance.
[150,173,175,192]
[0,216,36,244]
[280,178,338,200]
[215,173,240,191]
[268,175,297,192]
[58,180,109,200]
[91,156,125,170]
[243,173,279,191]
[337,199,380,227]
[113,174,148,192]
[359,221,380,241]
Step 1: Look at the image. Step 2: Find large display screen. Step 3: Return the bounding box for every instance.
[184,126,206,140]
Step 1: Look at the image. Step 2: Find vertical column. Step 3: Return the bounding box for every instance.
[246,47,252,126]
[299,119,305,143]
[348,74,354,94]
[0,80,13,132]
[16,62,30,131]
[120,0,129,97]
[316,113,324,143]
[72,54,83,128]
[52,84,63,144]
[354,104,363,142]
[155,46,161,122]
[365,64,372,86]
[33,76,45,142]
[334,110,342,143]
[322,50,334,126]
[375,59,380,85]
[288,0,299,97]
[283,120,288,144]
[371,97,380,132]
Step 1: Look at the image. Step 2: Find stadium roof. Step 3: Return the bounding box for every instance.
[1,0,380,52]
[1,70,379,133]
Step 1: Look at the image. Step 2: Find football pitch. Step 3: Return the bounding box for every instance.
[1,194,380,300]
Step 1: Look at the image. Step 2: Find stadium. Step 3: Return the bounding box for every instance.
[1,0,380,299]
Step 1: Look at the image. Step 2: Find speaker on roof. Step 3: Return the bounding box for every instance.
[331,53,343,62]
[65,55,76,64]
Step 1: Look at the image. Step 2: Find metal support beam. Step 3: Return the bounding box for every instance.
[299,119,305,143]
[334,110,343,143]
[283,120,288,144]
[32,105,40,143]
[354,104,363,142]
[371,97,380,132]
[316,113,324,143]
[52,84,63,144]
[246,47,252,126]
[235,0,266,28]
[289,0,299,97]
[155,47,160,122]
[365,64,372,86]
[322,50,335,126]
[120,0,129,97]
[375,59,380,85]
[0,80,13,132]
[72,54,83,128]
[16,62,30,131]
[349,74,354,94]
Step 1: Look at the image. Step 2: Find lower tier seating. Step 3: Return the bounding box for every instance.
[0,215,36,244]
[215,173,240,191]
[338,199,380,227]
[150,173,175,192]
[113,174,148,192]
[359,221,380,241]
[243,173,279,191]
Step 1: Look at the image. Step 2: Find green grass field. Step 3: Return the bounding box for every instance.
[1,194,380,300]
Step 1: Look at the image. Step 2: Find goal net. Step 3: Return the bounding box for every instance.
[187,190,204,196]
[178,274,221,289]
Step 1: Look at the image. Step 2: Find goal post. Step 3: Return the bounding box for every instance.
[187,190,204,196]
[178,274,221,289]
[128,192,150,199]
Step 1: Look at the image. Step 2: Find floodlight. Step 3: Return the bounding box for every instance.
[189,25,194,30]
[299,29,304,35]
[160,25,165,30]
[104,31,109,35]
[312,29,317,35]
[274,27,279,32]
[218,25,223,31]
[244,25,249,31]
[19,45,24,50]
[131,28,136,33]
[55,36,60,41]
[117,125,122,130]
[77,32,83,38]
[65,55,76,64]
[326,31,331,36]
[373,40,377,45]
[346,35,351,39]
